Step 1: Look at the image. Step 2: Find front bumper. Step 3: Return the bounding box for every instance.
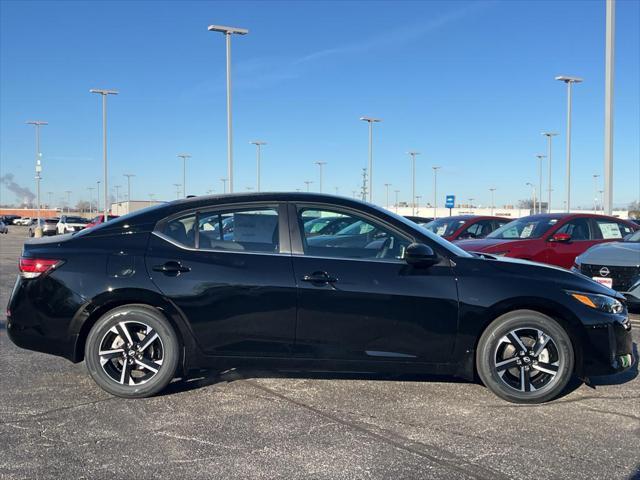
[581,315,634,376]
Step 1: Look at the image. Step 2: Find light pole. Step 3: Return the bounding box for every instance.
[221,178,227,193]
[432,166,441,219]
[65,190,72,213]
[598,189,604,211]
[555,75,583,212]
[394,190,400,213]
[96,180,101,212]
[87,187,94,214]
[47,191,53,210]
[604,0,616,214]
[407,151,420,216]
[26,120,47,233]
[526,183,536,213]
[208,24,249,193]
[148,193,155,206]
[250,141,266,192]
[593,174,600,212]
[114,185,121,205]
[489,187,496,216]
[90,88,118,222]
[469,198,475,211]
[173,183,182,199]
[384,183,392,209]
[415,195,422,215]
[177,154,191,198]
[304,180,313,192]
[536,154,546,213]
[314,161,326,193]
[360,116,381,203]
[123,173,135,202]
[541,132,558,211]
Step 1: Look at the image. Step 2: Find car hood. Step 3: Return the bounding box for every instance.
[577,241,640,267]
[479,254,625,299]
[454,238,521,252]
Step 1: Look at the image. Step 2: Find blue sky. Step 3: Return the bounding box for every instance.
[1,0,639,209]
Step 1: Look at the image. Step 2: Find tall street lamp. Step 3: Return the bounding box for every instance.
[87,187,94,214]
[96,180,101,211]
[26,121,47,232]
[114,185,121,206]
[604,0,616,214]
[314,161,327,193]
[47,191,53,209]
[304,180,313,192]
[415,195,422,215]
[250,140,266,192]
[407,151,420,216]
[173,183,182,199]
[394,190,400,213]
[593,174,600,212]
[90,88,118,222]
[535,154,546,213]
[221,178,227,193]
[489,187,497,216]
[384,183,392,209]
[65,190,72,213]
[526,183,536,213]
[555,75,583,212]
[177,154,191,197]
[123,173,135,202]
[208,24,249,193]
[432,166,441,219]
[542,132,558,211]
[360,117,381,203]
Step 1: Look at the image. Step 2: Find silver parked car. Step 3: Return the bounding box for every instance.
[573,229,640,308]
[28,218,59,237]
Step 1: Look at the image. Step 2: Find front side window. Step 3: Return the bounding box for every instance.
[555,218,592,240]
[424,218,466,237]
[298,208,410,261]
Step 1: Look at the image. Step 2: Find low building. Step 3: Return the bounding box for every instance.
[111,200,165,216]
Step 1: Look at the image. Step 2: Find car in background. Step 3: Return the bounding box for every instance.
[404,215,433,226]
[1,215,21,225]
[28,218,59,237]
[14,217,33,226]
[424,215,509,241]
[56,215,90,234]
[0,220,8,234]
[304,215,359,237]
[573,229,640,308]
[456,213,638,269]
[85,214,120,229]
[6,192,634,403]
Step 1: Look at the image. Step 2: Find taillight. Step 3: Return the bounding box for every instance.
[18,257,63,278]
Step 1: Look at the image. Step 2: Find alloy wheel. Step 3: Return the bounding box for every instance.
[493,328,560,393]
[98,320,164,386]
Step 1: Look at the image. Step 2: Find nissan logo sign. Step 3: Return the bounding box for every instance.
[599,266,610,277]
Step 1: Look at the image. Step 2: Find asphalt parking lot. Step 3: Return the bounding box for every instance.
[1,226,639,480]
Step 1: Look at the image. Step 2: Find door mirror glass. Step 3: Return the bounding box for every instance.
[549,233,571,243]
[404,243,438,267]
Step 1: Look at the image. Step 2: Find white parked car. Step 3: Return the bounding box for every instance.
[56,215,89,234]
[15,217,32,226]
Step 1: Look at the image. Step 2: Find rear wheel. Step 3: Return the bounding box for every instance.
[476,310,574,404]
[85,305,180,398]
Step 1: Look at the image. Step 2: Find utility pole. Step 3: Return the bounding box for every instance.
[360,116,381,202]
[489,187,496,216]
[384,183,392,209]
[173,183,182,199]
[394,190,400,213]
[536,154,546,213]
[87,187,94,215]
[96,180,101,212]
[250,141,266,192]
[542,132,558,211]
[415,195,422,215]
[604,0,616,214]
[593,174,600,212]
[114,185,121,205]
[314,161,327,193]
[432,166,441,219]
[90,88,119,222]
[221,178,228,193]
[26,120,47,236]
[304,180,313,192]
[123,173,135,202]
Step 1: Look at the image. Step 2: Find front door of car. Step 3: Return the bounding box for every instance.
[545,217,598,268]
[146,203,297,357]
[289,204,459,364]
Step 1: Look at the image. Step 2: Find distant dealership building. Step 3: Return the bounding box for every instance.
[110,200,165,216]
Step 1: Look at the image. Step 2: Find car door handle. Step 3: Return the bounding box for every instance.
[302,271,338,284]
[153,261,191,276]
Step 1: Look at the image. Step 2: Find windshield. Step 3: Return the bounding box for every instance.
[424,218,467,237]
[488,216,559,240]
[66,216,89,224]
[625,230,640,242]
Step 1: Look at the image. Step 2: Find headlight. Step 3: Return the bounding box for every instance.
[569,291,625,314]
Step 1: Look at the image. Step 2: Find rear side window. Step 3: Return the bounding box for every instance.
[162,215,196,248]
[198,208,279,253]
[594,219,634,240]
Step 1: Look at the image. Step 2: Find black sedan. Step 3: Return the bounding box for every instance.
[7,193,634,403]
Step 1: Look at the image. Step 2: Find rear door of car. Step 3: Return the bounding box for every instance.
[146,202,298,357]
[288,202,459,364]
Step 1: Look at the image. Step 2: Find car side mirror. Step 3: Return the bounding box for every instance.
[404,243,439,267]
[549,233,571,243]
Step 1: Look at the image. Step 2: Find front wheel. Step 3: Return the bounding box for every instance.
[85,305,180,398]
[476,310,574,404]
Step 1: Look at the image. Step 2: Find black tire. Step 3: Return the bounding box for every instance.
[85,304,180,398]
[476,310,574,404]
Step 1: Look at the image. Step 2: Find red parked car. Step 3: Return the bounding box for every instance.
[455,213,638,269]
[423,215,509,241]
[85,214,119,229]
